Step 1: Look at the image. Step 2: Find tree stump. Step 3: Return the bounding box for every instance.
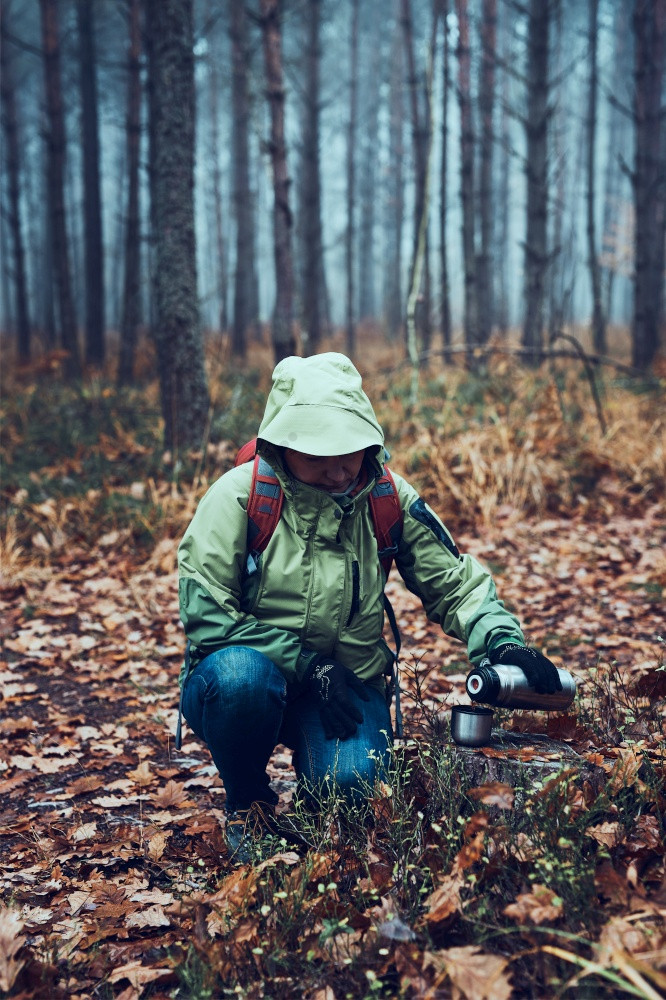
[446,727,607,800]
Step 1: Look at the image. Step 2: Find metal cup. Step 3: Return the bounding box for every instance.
[451,705,494,747]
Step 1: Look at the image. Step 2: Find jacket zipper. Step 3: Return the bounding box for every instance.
[346,560,360,627]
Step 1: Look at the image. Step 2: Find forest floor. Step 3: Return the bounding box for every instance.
[1,350,665,999]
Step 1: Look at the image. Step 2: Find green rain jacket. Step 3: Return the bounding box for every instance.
[178,353,525,690]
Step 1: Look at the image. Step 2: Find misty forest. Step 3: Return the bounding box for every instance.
[1,1,666,999]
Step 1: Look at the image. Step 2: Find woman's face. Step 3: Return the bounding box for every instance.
[284,448,365,493]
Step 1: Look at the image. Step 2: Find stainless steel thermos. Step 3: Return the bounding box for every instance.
[466,661,576,711]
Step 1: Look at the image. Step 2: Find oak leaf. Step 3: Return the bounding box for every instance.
[68,891,94,916]
[586,822,624,849]
[0,906,25,993]
[146,831,171,861]
[503,885,563,925]
[424,945,512,1000]
[422,871,465,926]
[70,822,98,843]
[125,905,170,928]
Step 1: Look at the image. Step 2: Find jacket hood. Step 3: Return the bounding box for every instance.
[257,353,385,460]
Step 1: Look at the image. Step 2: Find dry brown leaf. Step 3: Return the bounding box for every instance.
[127,761,155,785]
[626,814,664,854]
[146,831,171,861]
[70,822,98,843]
[456,813,488,871]
[609,749,643,793]
[468,782,515,810]
[151,779,189,808]
[254,851,301,873]
[0,906,25,993]
[586,821,624,848]
[128,889,174,906]
[108,962,172,987]
[422,870,466,926]
[424,945,512,1000]
[205,866,258,916]
[67,774,105,794]
[311,988,337,1000]
[68,891,94,916]
[91,794,139,808]
[125,905,170,929]
[503,884,564,925]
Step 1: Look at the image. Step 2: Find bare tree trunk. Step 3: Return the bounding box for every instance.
[455,0,479,354]
[401,0,432,348]
[385,1,404,343]
[439,0,451,348]
[477,0,496,345]
[145,0,209,453]
[522,0,551,364]
[260,0,296,363]
[230,0,256,357]
[208,3,228,334]
[495,22,510,336]
[301,0,326,354]
[632,0,666,370]
[0,23,31,363]
[77,0,105,367]
[117,0,142,386]
[39,0,80,377]
[586,0,605,355]
[358,7,382,322]
[346,0,360,358]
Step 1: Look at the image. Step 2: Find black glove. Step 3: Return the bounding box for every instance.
[490,644,562,695]
[306,655,370,741]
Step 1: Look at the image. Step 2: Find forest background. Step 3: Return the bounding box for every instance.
[1,0,666,998]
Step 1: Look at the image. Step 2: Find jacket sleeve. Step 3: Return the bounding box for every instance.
[177,465,316,684]
[392,474,525,667]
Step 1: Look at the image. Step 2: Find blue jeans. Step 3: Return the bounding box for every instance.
[182,646,393,812]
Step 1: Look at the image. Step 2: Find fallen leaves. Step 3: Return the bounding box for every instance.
[0,460,664,999]
[503,885,564,925]
[424,945,513,1000]
[0,906,26,993]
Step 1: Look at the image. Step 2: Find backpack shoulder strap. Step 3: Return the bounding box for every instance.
[368,466,403,577]
[246,452,284,555]
[235,437,258,467]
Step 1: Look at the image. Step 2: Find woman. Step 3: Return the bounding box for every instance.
[177,353,560,860]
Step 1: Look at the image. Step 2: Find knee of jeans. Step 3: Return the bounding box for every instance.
[329,747,386,798]
[198,648,285,703]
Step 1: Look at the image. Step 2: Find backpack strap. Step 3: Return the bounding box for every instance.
[369,466,404,738]
[246,453,283,555]
[235,437,258,467]
[369,467,404,577]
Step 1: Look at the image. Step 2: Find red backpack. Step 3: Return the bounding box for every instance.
[235,438,404,736]
[177,439,405,752]
[234,438,403,578]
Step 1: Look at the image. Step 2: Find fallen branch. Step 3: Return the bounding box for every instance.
[418,344,658,381]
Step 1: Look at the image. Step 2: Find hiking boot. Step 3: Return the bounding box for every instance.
[224,802,276,864]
